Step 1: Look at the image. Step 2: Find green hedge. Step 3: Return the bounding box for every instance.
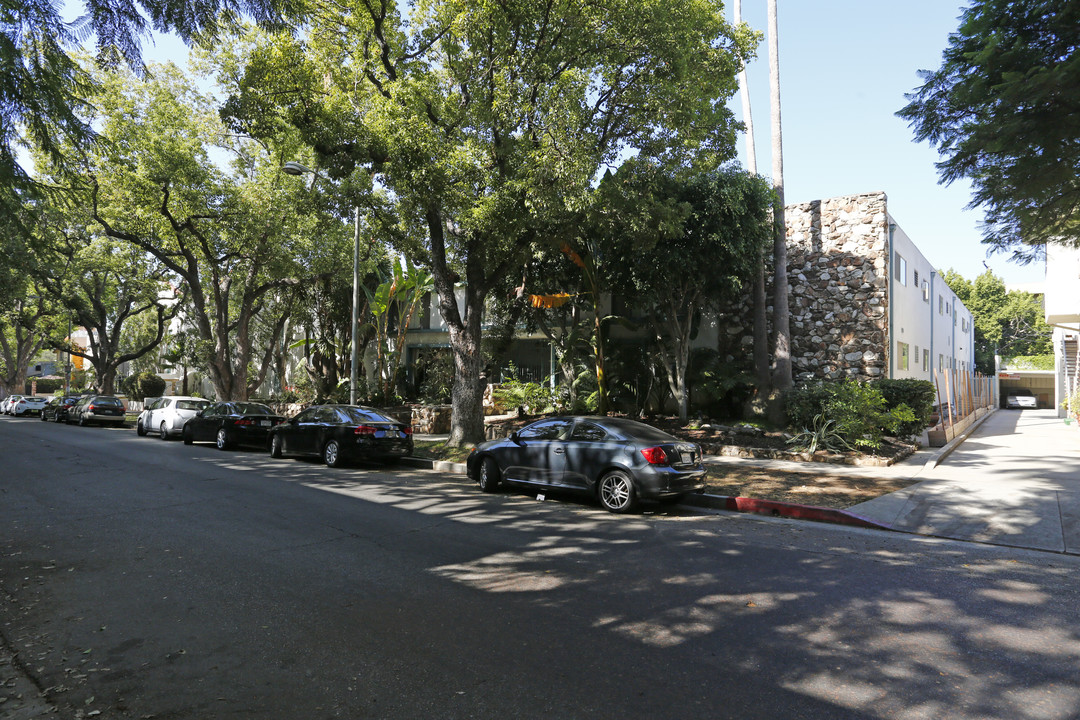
[873,378,935,439]
[786,378,930,448]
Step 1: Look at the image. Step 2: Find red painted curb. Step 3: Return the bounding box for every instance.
[686,493,893,531]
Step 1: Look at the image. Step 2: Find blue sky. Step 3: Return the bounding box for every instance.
[58,0,1040,287]
[729,0,1045,287]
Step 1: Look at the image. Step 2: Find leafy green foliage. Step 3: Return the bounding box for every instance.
[686,348,755,419]
[225,0,755,444]
[786,415,852,454]
[121,372,167,401]
[787,380,910,450]
[492,365,555,416]
[874,378,935,440]
[600,164,775,420]
[898,0,1080,260]
[1005,355,1055,371]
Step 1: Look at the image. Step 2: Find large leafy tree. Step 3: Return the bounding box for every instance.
[899,0,1080,262]
[79,62,338,400]
[228,0,754,444]
[606,166,774,420]
[941,268,1052,373]
[3,0,294,225]
[33,208,178,396]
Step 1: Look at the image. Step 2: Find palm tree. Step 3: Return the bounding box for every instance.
[734,0,770,396]
[767,0,792,397]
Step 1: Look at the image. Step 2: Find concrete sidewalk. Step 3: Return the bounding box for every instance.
[850,409,1080,553]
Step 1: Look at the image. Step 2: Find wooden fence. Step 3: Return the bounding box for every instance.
[928,368,997,446]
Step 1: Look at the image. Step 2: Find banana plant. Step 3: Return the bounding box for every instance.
[362,257,434,405]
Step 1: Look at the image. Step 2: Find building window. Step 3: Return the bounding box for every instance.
[922,280,930,302]
[895,253,907,286]
[939,353,944,371]
[939,295,944,314]
[897,341,909,371]
[923,349,930,372]
[946,302,951,315]
[914,269,920,287]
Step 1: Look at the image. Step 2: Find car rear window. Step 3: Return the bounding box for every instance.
[340,407,397,424]
[94,397,123,407]
[177,400,209,411]
[234,403,273,415]
[601,417,677,443]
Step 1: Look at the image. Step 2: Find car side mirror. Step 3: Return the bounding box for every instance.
[509,431,521,443]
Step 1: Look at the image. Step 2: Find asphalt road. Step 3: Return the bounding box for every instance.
[2,415,1079,720]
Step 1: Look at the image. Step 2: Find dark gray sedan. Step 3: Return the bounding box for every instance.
[467,416,706,513]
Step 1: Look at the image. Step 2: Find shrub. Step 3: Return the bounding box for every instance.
[493,376,554,415]
[787,379,892,449]
[122,372,167,401]
[786,414,852,453]
[874,378,935,440]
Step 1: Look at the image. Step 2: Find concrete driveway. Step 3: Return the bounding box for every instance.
[852,409,1080,553]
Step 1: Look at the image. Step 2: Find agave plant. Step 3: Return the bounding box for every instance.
[786,413,853,454]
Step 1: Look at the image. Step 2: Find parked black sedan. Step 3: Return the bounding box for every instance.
[67,395,127,427]
[467,416,706,513]
[40,395,80,423]
[183,401,286,450]
[267,405,414,467]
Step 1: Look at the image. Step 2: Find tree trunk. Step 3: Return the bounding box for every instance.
[768,0,792,398]
[427,207,487,446]
[735,0,771,400]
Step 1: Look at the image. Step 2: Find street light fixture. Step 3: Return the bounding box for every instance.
[282,162,362,405]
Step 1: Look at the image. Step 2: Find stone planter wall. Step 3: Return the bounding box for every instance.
[715,191,890,383]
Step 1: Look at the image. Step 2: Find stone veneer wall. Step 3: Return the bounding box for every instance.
[715,191,890,382]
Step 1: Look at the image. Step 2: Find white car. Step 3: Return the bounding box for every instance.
[1006,389,1038,409]
[2,395,23,414]
[11,396,47,417]
[137,396,211,439]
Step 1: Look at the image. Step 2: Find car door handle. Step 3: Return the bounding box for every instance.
[553,447,565,454]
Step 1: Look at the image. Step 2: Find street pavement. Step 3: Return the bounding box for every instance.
[4,415,1080,720]
[851,409,1080,553]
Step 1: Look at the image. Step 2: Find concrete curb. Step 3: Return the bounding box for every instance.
[681,492,894,530]
[928,407,996,469]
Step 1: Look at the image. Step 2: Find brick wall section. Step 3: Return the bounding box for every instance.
[715,191,890,382]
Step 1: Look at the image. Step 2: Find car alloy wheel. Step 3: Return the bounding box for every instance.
[78,415,87,427]
[269,435,283,458]
[598,470,638,513]
[137,420,146,436]
[478,457,501,492]
[159,422,169,440]
[183,426,193,445]
[216,428,230,450]
[323,439,342,468]
[39,412,46,422]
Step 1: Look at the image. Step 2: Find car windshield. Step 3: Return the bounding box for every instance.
[1010,389,1033,397]
[177,400,209,411]
[339,407,397,424]
[234,403,273,415]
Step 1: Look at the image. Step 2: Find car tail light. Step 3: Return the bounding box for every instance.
[640,446,668,465]
[354,425,377,436]
[401,426,413,436]
[88,403,96,411]
[234,418,255,426]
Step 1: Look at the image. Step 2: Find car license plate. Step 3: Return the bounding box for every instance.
[260,420,271,427]
[385,429,399,438]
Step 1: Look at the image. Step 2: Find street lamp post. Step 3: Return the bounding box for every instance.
[282,162,361,405]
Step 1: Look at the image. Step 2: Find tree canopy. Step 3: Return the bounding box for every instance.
[226,0,756,443]
[898,0,1080,262]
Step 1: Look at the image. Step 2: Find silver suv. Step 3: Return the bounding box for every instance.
[138,396,211,439]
